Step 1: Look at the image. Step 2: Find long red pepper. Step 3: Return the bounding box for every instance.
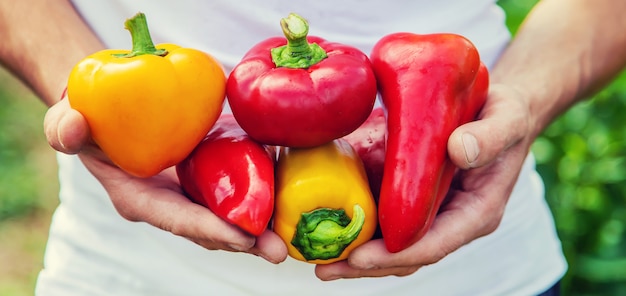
[370,33,489,253]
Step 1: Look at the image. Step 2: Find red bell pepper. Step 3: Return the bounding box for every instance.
[176,115,275,236]
[226,13,377,147]
[370,33,489,253]
[343,107,386,202]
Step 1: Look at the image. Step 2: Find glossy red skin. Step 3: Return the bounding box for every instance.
[226,36,377,148]
[343,107,386,239]
[176,115,275,236]
[370,33,489,253]
[343,107,386,202]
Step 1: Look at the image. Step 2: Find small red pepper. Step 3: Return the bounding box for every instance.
[176,115,275,236]
[370,33,489,253]
[226,13,377,147]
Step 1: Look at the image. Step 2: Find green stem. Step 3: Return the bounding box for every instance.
[113,12,167,58]
[291,204,365,261]
[271,13,327,69]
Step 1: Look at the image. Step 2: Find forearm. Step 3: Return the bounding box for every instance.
[0,0,104,106]
[492,0,626,138]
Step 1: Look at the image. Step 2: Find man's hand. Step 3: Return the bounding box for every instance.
[43,98,288,264]
[316,84,533,280]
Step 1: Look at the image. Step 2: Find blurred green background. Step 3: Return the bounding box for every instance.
[1,1,625,295]
[500,0,626,295]
[0,66,58,295]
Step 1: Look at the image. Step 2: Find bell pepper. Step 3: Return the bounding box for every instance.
[343,107,386,201]
[226,13,377,148]
[68,12,226,177]
[370,33,489,253]
[176,115,275,236]
[273,139,377,264]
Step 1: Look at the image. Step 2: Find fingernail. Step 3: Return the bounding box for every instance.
[462,133,479,165]
[324,275,341,281]
[257,252,278,264]
[350,257,376,270]
[228,243,251,252]
[57,126,68,150]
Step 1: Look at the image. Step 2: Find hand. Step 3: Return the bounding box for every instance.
[43,98,288,264]
[316,84,533,280]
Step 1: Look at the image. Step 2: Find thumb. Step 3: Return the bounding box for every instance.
[43,98,90,154]
[447,85,531,169]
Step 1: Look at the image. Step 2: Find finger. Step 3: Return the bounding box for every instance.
[315,249,420,281]
[448,84,530,169]
[43,99,90,154]
[319,102,531,280]
[328,194,485,273]
[88,163,258,252]
[120,186,257,252]
[316,190,500,280]
[164,200,257,252]
[248,229,289,264]
[338,150,524,273]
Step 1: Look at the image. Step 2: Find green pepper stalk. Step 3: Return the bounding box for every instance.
[271,13,327,68]
[114,12,167,58]
[291,204,365,261]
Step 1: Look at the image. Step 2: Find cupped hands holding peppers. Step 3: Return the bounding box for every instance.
[45,11,536,281]
[316,38,534,279]
[44,12,289,264]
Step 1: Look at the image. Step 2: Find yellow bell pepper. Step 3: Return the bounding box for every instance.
[67,12,225,177]
[273,139,377,264]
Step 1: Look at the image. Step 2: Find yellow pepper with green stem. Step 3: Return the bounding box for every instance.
[273,139,378,264]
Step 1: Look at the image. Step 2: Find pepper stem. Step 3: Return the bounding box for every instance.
[291,204,365,261]
[271,13,327,69]
[113,12,167,58]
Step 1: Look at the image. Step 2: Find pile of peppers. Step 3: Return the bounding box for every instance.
[68,12,489,263]
[226,13,380,263]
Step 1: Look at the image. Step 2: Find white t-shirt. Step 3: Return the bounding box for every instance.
[36,1,567,295]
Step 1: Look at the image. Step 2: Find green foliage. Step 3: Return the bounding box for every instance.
[498,0,539,34]
[0,76,48,221]
[533,74,626,295]
[498,0,626,294]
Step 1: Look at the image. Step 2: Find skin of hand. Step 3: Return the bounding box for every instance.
[44,99,288,264]
[1,0,287,264]
[315,84,531,280]
[315,0,626,280]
